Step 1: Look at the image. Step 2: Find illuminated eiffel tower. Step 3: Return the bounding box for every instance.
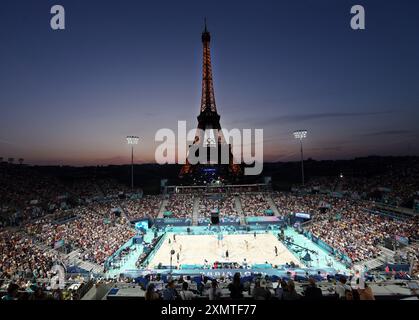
[179,20,241,181]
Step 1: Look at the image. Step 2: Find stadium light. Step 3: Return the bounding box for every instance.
[293,130,307,140]
[126,136,140,190]
[293,130,308,186]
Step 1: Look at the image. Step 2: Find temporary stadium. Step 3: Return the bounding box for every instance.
[1,1,418,305]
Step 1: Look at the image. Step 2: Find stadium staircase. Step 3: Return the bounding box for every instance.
[157,198,169,218]
[266,194,280,216]
[334,179,343,192]
[94,182,106,197]
[82,282,113,300]
[356,246,396,271]
[65,249,104,274]
[20,231,67,260]
[66,249,81,263]
[356,257,385,272]
[25,231,104,275]
[78,261,103,274]
[118,204,133,228]
[192,197,200,226]
[378,245,397,261]
[234,195,246,225]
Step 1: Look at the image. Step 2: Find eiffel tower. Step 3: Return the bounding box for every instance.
[179,20,241,181]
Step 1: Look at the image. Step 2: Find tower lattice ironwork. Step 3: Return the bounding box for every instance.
[200,20,217,114]
[180,20,241,179]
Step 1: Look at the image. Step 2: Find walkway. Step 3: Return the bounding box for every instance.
[65,249,104,274]
[266,194,280,216]
[157,198,169,218]
[234,195,246,225]
[192,197,200,226]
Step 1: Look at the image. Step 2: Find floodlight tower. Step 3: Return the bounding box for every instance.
[293,130,307,186]
[126,136,139,190]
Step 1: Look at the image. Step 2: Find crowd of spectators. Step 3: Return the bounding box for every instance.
[122,196,162,221]
[240,194,271,216]
[0,230,57,281]
[140,271,379,301]
[272,193,323,217]
[198,196,238,218]
[1,277,92,300]
[272,192,371,222]
[0,165,67,227]
[24,203,135,265]
[308,210,418,263]
[96,179,132,198]
[0,164,137,228]
[0,165,64,210]
[1,160,418,299]
[165,194,195,218]
[301,158,419,208]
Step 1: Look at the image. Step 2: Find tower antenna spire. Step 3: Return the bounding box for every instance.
[204,17,208,32]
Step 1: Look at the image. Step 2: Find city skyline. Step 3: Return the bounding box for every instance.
[1,0,419,166]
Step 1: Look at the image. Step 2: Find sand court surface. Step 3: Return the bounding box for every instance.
[146,233,302,268]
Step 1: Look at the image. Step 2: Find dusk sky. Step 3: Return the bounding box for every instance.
[0,0,418,166]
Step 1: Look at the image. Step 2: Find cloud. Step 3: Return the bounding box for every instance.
[231,110,394,127]
[259,111,393,126]
[0,139,14,145]
[308,146,343,152]
[144,112,157,117]
[362,130,412,137]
